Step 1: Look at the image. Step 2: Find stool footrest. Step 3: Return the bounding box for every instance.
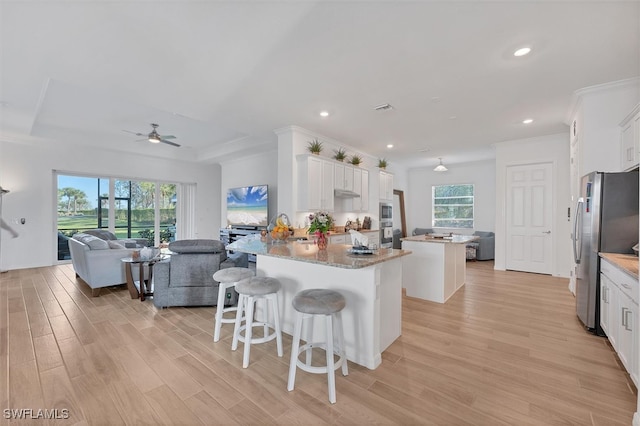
[236,323,279,345]
[295,342,346,374]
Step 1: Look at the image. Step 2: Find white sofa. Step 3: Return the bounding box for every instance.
[69,233,145,296]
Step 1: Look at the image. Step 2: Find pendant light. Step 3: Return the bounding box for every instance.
[434,158,448,172]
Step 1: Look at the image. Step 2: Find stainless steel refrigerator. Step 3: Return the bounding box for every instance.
[572,171,638,335]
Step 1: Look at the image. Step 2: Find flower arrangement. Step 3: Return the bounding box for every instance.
[307,211,333,250]
[307,211,333,235]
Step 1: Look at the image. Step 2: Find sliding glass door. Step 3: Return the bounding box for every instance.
[56,173,178,261]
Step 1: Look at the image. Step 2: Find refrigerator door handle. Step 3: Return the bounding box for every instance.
[572,199,584,264]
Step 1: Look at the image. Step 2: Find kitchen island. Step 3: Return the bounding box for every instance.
[226,234,411,369]
[401,234,478,303]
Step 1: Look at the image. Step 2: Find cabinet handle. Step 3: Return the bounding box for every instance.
[625,309,633,331]
[622,307,628,327]
[620,282,632,289]
[604,286,609,303]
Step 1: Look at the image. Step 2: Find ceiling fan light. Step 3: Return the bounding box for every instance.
[148,132,161,143]
[434,158,448,172]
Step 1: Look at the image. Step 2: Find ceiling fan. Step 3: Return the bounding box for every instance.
[123,123,181,147]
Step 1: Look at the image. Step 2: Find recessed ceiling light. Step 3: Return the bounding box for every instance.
[522,118,533,124]
[374,103,393,111]
[514,47,531,57]
[387,144,394,149]
[319,111,329,117]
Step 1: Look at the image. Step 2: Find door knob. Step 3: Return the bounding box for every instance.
[542,230,551,234]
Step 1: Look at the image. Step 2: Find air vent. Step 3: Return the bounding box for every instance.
[374,103,393,111]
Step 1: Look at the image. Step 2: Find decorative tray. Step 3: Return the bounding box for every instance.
[429,233,451,239]
[347,246,376,255]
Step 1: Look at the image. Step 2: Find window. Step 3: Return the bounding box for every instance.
[56,173,178,261]
[432,184,474,228]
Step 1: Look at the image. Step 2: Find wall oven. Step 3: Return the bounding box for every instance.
[380,202,393,221]
[379,202,393,248]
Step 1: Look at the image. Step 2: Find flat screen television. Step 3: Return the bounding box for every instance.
[226,184,269,228]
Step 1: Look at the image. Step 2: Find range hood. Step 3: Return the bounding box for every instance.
[334,189,361,198]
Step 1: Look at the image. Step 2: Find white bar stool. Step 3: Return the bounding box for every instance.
[287,288,348,404]
[212,267,254,342]
[232,276,283,368]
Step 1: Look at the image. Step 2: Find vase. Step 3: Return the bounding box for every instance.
[317,233,328,250]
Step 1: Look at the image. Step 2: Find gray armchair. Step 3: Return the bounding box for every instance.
[153,239,248,308]
[472,231,495,260]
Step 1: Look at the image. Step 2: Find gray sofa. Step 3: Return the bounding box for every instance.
[412,228,434,236]
[153,239,248,308]
[473,231,495,260]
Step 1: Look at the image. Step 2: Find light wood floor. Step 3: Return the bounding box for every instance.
[0,262,636,425]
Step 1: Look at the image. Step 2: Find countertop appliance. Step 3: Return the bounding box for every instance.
[572,170,639,335]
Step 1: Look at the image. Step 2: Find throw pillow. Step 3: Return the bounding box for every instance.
[81,235,109,250]
[108,240,126,249]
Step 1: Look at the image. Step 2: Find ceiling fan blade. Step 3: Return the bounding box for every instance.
[160,139,181,147]
[161,135,176,139]
[122,130,145,137]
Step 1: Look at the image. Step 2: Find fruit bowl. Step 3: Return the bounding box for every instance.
[268,213,293,243]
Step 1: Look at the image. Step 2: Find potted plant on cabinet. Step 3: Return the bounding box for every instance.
[333,147,347,162]
[349,154,363,166]
[377,158,388,170]
[307,139,323,155]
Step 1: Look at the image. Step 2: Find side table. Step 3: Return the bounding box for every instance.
[121,256,166,301]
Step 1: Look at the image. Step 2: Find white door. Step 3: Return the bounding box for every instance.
[506,163,553,274]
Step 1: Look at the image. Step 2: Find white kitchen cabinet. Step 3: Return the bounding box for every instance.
[334,163,354,191]
[297,155,334,212]
[379,170,394,201]
[600,257,639,386]
[600,273,617,348]
[617,290,636,379]
[361,169,369,212]
[620,104,640,171]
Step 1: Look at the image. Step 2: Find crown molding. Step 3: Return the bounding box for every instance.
[566,77,640,123]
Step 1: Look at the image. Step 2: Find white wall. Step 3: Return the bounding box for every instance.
[494,133,571,278]
[220,150,279,230]
[406,159,496,235]
[0,141,220,271]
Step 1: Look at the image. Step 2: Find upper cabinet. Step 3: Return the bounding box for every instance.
[334,163,354,191]
[297,155,334,212]
[352,168,369,212]
[379,170,394,201]
[620,104,640,172]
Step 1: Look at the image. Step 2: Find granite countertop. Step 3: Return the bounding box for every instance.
[401,235,479,245]
[600,252,639,279]
[227,234,411,269]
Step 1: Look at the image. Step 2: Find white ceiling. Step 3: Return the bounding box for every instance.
[1,1,639,168]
